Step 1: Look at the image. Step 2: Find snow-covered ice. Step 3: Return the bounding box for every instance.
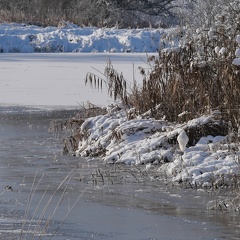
[0,52,152,107]
[0,23,163,107]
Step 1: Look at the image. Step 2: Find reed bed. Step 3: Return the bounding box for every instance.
[83,3,240,212]
[85,2,240,133]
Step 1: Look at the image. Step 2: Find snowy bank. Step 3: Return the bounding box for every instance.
[74,104,239,188]
[0,23,165,53]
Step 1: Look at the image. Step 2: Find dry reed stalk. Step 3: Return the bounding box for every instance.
[17,167,80,240]
[48,188,86,240]
[85,60,130,110]
[31,168,76,239]
[20,172,44,239]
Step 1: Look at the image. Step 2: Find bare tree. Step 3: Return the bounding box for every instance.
[106,0,177,16]
[0,0,178,27]
[175,0,236,28]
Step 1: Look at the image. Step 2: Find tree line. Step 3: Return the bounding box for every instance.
[0,0,178,27]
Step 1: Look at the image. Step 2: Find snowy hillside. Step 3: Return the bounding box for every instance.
[0,23,166,53]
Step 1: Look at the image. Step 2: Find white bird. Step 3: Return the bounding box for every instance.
[177,130,189,152]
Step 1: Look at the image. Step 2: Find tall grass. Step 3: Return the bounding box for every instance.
[136,45,239,127]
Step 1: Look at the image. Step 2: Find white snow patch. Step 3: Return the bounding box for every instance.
[0,23,166,53]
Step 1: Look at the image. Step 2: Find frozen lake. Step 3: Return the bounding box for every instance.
[0,106,240,240]
[0,53,152,107]
[0,53,240,239]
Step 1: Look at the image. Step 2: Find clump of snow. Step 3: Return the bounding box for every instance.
[161,135,240,188]
[0,23,166,53]
[218,47,227,56]
[233,35,240,65]
[77,104,172,164]
[233,58,240,65]
[75,104,239,188]
[235,48,240,57]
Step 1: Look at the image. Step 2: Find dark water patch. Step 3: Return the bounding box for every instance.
[0,106,240,240]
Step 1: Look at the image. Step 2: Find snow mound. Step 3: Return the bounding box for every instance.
[75,104,238,187]
[0,23,164,53]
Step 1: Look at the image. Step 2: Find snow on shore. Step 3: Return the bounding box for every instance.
[0,22,164,53]
[76,104,239,189]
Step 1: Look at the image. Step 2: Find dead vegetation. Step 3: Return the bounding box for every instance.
[82,4,240,212]
[84,1,240,134]
[75,162,159,185]
[52,2,240,212]
[48,103,107,154]
[85,60,129,109]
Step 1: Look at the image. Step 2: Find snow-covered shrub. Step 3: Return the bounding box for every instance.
[84,1,240,132]
[129,1,240,133]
